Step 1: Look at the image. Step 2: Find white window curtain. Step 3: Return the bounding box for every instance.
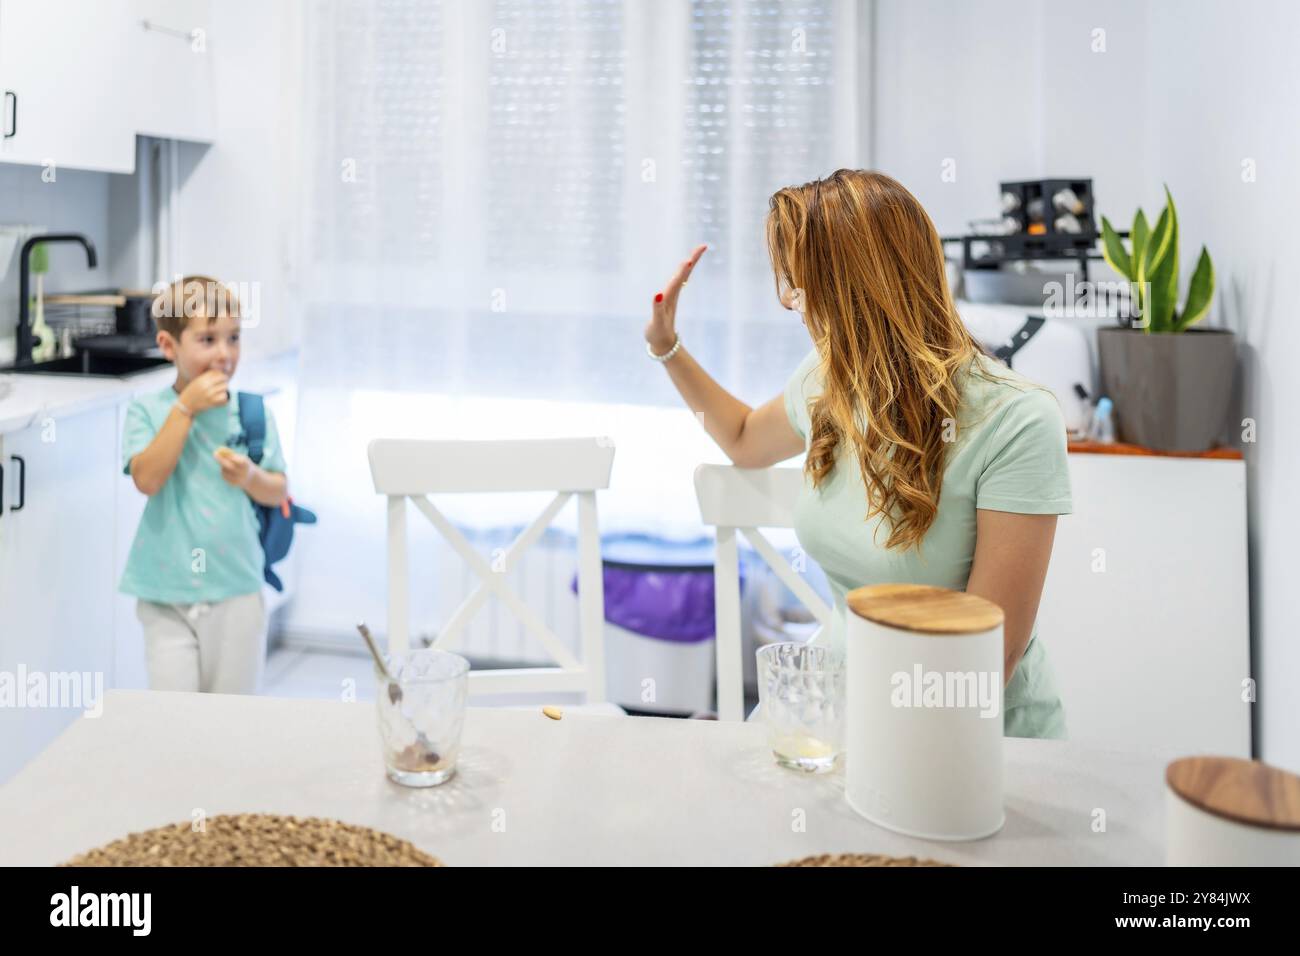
[298,0,867,398]
[284,0,869,642]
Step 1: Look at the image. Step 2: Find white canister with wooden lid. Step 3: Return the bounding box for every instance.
[845,583,1005,841]
[1165,756,1300,865]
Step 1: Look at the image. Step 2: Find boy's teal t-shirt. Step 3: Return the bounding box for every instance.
[119,386,286,604]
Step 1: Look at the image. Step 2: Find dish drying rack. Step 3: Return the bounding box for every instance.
[38,294,125,354]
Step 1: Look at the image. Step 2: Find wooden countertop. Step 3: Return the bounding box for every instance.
[1068,440,1243,460]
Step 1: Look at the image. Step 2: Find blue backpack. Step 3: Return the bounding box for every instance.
[237,392,317,592]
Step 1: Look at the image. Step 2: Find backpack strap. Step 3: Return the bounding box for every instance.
[237,392,267,466]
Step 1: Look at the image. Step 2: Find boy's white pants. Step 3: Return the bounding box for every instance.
[136,592,267,694]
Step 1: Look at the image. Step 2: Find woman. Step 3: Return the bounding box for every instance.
[645,169,1072,738]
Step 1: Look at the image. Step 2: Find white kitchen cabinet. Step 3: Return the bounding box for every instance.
[0,0,137,173]
[0,0,215,176]
[0,405,118,783]
[129,0,215,143]
[1038,453,1252,758]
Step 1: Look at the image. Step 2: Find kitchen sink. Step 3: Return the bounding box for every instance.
[4,353,171,377]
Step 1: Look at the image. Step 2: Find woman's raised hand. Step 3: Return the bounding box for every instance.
[645,244,707,354]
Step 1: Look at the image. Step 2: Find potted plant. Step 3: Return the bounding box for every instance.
[1097,187,1233,452]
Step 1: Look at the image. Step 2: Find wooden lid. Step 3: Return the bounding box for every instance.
[845,583,1003,635]
[1166,756,1300,832]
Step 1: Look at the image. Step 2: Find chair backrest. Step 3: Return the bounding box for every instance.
[694,464,833,721]
[369,437,615,702]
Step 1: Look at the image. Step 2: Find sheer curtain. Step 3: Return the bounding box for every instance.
[298,0,867,395]
[284,0,868,639]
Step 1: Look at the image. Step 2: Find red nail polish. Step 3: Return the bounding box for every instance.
[654,293,664,303]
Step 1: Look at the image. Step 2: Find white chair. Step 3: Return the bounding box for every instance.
[368,437,618,708]
[693,464,833,721]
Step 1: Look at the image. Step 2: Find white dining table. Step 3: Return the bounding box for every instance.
[0,690,1175,866]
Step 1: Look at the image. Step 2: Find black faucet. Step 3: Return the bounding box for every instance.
[15,233,98,366]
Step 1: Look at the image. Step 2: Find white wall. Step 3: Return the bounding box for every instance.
[874,0,1041,234]
[874,0,1300,769]
[171,0,305,359]
[873,0,1153,235]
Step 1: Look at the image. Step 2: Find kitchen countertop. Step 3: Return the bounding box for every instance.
[1066,439,1244,460]
[0,353,297,434]
[0,365,171,433]
[0,689,1174,866]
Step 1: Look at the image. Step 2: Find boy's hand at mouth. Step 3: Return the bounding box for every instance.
[215,446,255,489]
[179,369,230,414]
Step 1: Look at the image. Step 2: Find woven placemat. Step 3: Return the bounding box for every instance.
[60,814,444,867]
[777,852,955,867]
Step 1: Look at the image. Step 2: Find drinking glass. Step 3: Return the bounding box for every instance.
[756,642,846,772]
[375,648,470,787]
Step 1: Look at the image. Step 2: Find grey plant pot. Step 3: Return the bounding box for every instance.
[1097,327,1237,452]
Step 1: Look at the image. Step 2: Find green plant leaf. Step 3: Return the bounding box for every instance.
[1157,186,1180,331]
[1128,209,1149,321]
[1146,199,1175,272]
[1131,209,1149,270]
[1136,205,1171,331]
[1138,206,1167,276]
[1176,246,1215,330]
[1147,233,1179,333]
[1151,188,1181,332]
[1100,216,1133,280]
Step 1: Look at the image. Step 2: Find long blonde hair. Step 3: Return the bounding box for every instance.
[766,169,1001,552]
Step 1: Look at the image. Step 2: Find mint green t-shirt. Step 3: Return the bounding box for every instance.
[119,387,286,604]
[783,348,1073,738]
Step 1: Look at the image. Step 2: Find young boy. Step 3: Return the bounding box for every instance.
[120,275,288,694]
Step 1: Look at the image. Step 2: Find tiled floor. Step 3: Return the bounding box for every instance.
[263,646,377,702]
